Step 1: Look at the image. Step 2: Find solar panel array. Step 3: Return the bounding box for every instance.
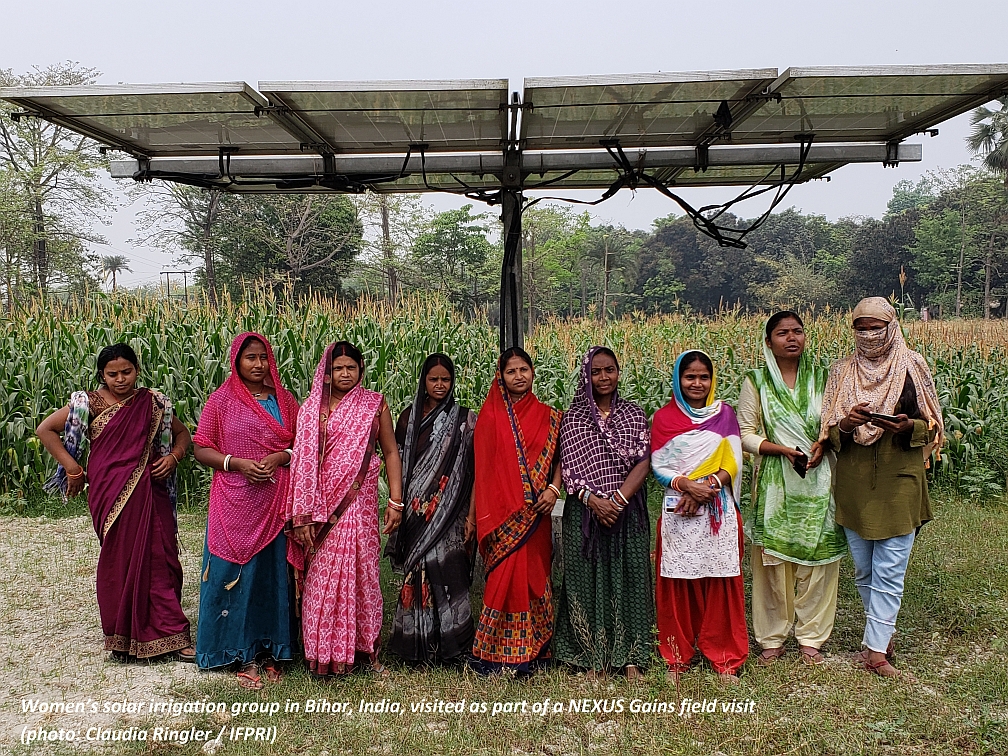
[2,65,1006,192]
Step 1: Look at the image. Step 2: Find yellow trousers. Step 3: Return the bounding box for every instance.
[750,549,841,650]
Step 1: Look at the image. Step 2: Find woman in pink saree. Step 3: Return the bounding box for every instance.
[286,341,404,675]
[37,343,194,661]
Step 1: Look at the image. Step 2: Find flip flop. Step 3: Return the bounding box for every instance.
[370,662,390,678]
[864,657,899,678]
[177,646,196,664]
[800,647,826,666]
[237,663,264,690]
[757,647,786,667]
[262,660,282,683]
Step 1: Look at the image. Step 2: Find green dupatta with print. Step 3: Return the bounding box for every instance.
[745,340,846,565]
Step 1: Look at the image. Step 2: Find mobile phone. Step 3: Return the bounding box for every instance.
[792,448,808,478]
[868,412,902,423]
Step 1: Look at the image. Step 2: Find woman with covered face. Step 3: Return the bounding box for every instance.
[192,333,300,688]
[554,346,653,679]
[285,341,404,676]
[386,353,477,665]
[651,350,748,682]
[471,347,563,674]
[820,297,943,677]
[738,312,847,668]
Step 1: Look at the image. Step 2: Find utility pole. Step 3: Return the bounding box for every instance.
[163,270,192,306]
[601,233,611,322]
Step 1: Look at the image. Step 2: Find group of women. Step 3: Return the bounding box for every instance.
[37,296,943,686]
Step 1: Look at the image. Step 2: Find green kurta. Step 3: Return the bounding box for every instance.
[828,420,935,540]
[553,500,654,671]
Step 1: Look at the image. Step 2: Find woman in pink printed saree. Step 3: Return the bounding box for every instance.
[286,341,404,675]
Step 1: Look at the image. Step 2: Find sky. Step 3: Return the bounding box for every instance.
[3,0,1006,287]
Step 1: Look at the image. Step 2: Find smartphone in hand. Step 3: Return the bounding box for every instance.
[868,412,902,423]
[792,448,808,478]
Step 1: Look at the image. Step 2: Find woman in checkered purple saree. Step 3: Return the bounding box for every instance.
[554,347,654,678]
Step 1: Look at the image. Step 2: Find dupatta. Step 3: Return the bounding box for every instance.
[560,346,650,559]
[474,371,561,574]
[193,332,300,565]
[746,337,846,565]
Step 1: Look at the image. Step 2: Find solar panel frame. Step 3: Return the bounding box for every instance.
[259,79,510,154]
[0,82,311,157]
[520,68,780,150]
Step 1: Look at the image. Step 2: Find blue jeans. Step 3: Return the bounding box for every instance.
[844,527,916,653]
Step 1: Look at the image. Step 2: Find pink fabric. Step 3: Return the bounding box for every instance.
[285,344,385,670]
[193,332,299,565]
[300,417,383,671]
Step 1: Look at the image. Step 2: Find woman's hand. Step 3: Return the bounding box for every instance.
[464,514,477,543]
[840,402,872,433]
[682,478,716,505]
[382,505,402,535]
[673,492,703,516]
[871,413,914,435]
[807,441,825,469]
[587,493,621,528]
[230,457,272,484]
[534,486,558,514]
[66,465,87,498]
[150,453,178,481]
[292,524,317,551]
[256,452,287,478]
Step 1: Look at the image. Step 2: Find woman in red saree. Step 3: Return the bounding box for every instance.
[37,344,194,661]
[286,341,403,676]
[471,347,563,674]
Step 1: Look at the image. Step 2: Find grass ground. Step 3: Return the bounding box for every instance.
[2,488,1006,756]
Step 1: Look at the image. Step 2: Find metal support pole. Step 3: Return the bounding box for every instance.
[499,92,524,353]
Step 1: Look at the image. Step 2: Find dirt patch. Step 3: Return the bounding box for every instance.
[0,514,204,751]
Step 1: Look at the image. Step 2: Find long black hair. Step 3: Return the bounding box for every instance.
[765,310,804,340]
[420,353,456,397]
[330,340,364,370]
[95,343,140,386]
[679,350,714,376]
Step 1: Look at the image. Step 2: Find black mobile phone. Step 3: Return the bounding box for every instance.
[869,412,902,423]
[792,448,808,478]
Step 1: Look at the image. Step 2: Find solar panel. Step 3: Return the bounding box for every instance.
[521,69,779,150]
[723,64,1008,144]
[0,82,307,156]
[259,79,509,154]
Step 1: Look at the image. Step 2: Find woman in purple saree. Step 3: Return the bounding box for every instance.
[37,344,195,661]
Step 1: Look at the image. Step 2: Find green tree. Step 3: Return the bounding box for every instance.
[411,205,495,315]
[100,254,131,291]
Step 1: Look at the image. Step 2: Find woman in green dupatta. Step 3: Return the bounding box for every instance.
[738,311,847,667]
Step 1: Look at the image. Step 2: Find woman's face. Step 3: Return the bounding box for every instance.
[102,357,139,398]
[425,363,452,403]
[590,352,619,400]
[331,355,361,393]
[767,317,806,361]
[853,316,888,332]
[237,339,269,384]
[679,358,712,407]
[502,356,533,396]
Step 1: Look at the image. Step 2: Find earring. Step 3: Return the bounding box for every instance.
[324,376,331,384]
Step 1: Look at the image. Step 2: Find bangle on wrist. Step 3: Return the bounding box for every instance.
[67,467,85,479]
[547,483,562,498]
[387,499,404,511]
[283,449,294,465]
[580,489,591,505]
[169,450,181,465]
[223,454,232,472]
[614,489,629,506]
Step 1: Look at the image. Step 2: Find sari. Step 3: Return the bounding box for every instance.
[471,371,561,671]
[650,352,747,674]
[554,346,653,670]
[49,387,191,658]
[193,332,300,669]
[386,357,476,663]
[286,345,386,674]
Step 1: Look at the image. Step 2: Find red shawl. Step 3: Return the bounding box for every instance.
[193,332,299,565]
[474,372,561,572]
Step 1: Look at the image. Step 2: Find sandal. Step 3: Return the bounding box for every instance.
[853,638,895,665]
[237,663,264,690]
[864,656,899,678]
[624,665,641,682]
[261,660,282,683]
[800,646,826,666]
[756,647,786,667]
[177,646,196,664]
[370,662,390,678]
[717,671,741,686]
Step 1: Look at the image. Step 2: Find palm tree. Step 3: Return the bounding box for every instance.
[100,254,132,292]
[969,96,1008,185]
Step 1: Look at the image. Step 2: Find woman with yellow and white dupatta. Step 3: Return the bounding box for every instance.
[651,351,747,681]
[820,297,943,677]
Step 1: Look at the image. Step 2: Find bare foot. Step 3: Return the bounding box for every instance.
[717,671,740,686]
[625,665,641,682]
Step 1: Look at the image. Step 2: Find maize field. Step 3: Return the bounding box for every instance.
[2,291,1007,502]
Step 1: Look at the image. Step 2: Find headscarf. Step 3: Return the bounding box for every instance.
[560,346,650,559]
[285,342,384,569]
[820,297,944,454]
[745,332,846,565]
[388,353,475,576]
[193,333,299,565]
[651,351,742,536]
